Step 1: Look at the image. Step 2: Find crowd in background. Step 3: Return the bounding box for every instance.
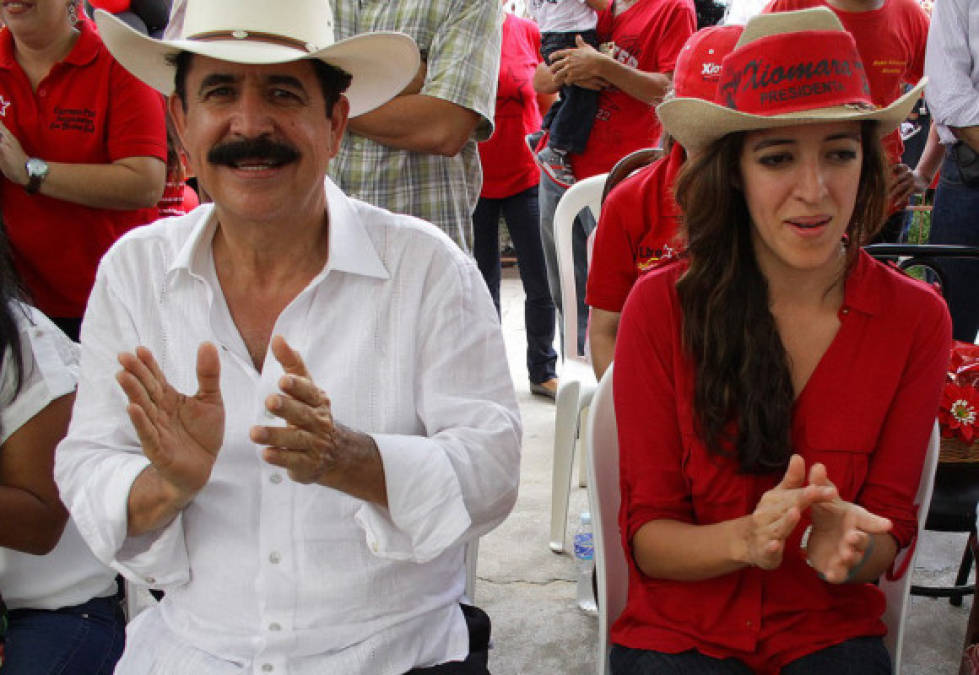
[0,0,974,672]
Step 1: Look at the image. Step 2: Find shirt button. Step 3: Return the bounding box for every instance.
[262,665,274,672]
[145,576,155,584]
[38,88,46,97]
[746,620,753,627]
[269,551,281,564]
[269,473,283,484]
[841,307,850,315]
[269,622,281,631]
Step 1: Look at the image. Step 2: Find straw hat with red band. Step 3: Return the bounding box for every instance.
[656,7,926,154]
[93,0,420,118]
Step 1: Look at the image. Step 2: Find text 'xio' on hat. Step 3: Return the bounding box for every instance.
[94,0,420,118]
[672,24,743,101]
[657,7,926,154]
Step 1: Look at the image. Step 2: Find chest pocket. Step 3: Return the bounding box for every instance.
[803,416,879,503]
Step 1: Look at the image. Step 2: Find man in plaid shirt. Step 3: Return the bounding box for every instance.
[328,1,501,253]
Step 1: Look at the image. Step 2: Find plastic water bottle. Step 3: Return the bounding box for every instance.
[573,512,597,614]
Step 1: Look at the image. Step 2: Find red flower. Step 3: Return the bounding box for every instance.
[940,382,979,443]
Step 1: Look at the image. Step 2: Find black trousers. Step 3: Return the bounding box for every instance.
[405,605,492,674]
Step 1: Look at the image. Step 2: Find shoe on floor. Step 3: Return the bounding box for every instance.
[537,146,576,188]
[525,130,545,156]
[530,378,559,400]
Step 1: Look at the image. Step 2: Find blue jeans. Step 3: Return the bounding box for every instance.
[610,636,890,674]
[3,594,126,674]
[538,175,595,356]
[928,150,979,342]
[473,186,558,384]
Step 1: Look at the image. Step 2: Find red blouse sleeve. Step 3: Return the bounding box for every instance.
[613,266,695,547]
[858,286,951,549]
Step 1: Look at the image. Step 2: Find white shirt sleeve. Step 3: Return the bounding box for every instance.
[924,0,979,143]
[355,255,521,564]
[54,267,191,588]
[1,304,78,445]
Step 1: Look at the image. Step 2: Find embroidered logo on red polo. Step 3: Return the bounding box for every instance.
[715,31,875,116]
[0,96,10,117]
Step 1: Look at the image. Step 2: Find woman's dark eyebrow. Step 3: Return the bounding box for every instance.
[751,131,861,152]
[751,138,794,151]
[825,132,862,142]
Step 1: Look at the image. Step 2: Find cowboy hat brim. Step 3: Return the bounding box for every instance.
[657,79,926,155]
[94,9,420,118]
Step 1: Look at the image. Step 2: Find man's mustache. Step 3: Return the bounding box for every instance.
[207,137,300,167]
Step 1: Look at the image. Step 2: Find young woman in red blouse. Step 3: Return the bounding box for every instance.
[611,8,951,674]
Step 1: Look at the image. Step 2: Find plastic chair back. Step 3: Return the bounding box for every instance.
[879,421,941,673]
[553,174,606,361]
[586,365,628,675]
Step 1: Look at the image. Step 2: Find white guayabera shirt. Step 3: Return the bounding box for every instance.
[54,178,522,675]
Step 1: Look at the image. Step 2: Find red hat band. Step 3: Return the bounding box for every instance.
[714,31,875,116]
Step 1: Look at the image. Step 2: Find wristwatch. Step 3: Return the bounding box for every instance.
[24,157,49,195]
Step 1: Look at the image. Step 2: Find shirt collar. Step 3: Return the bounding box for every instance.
[842,248,879,316]
[62,19,101,68]
[167,176,391,283]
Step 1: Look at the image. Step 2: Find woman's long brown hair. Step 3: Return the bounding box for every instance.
[672,121,888,473]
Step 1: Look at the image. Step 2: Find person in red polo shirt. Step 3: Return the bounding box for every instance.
[611,9,949,673]
[532,0,696,354]
[585,24,741,380]
[0,0,166,341]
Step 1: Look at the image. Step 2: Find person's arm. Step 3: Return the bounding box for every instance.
[912,122,943,192]
[803,462,897,584]
[0,121,165,208]
[632,455,837,580]
[613,276,832,582]
[251,336,388,507]
[588,308,619,380]
[349,249,521,564]
[117,342,224,536]
[346,0,500,156]
[549,35,672,105]
[814,287,952,583]
[585,0,610,9]
[924,0,979,151]
[54,257,199,587]
[347,96,482,157]
[0,393,72,554]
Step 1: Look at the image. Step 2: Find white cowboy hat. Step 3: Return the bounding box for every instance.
[656,7,926,154]
[94,0,420,118]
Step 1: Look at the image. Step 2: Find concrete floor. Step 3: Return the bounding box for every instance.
[477,267,972,674]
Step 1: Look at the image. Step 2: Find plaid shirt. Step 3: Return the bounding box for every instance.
[329,0,501,253]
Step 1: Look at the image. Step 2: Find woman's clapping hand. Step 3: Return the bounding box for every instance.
[741,454,837,569]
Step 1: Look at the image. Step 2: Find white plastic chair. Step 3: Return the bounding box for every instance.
[586,365,940,675]
[550,173,607,553]
[879,421,941,673]
[585,364,626,675]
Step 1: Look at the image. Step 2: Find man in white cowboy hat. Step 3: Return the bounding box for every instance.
[52,1,521,673]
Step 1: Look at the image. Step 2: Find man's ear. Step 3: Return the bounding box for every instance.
[327,94,350,158]
[168,94,189,148]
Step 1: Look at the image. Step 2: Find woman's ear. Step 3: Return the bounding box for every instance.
[730,168,743,191]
